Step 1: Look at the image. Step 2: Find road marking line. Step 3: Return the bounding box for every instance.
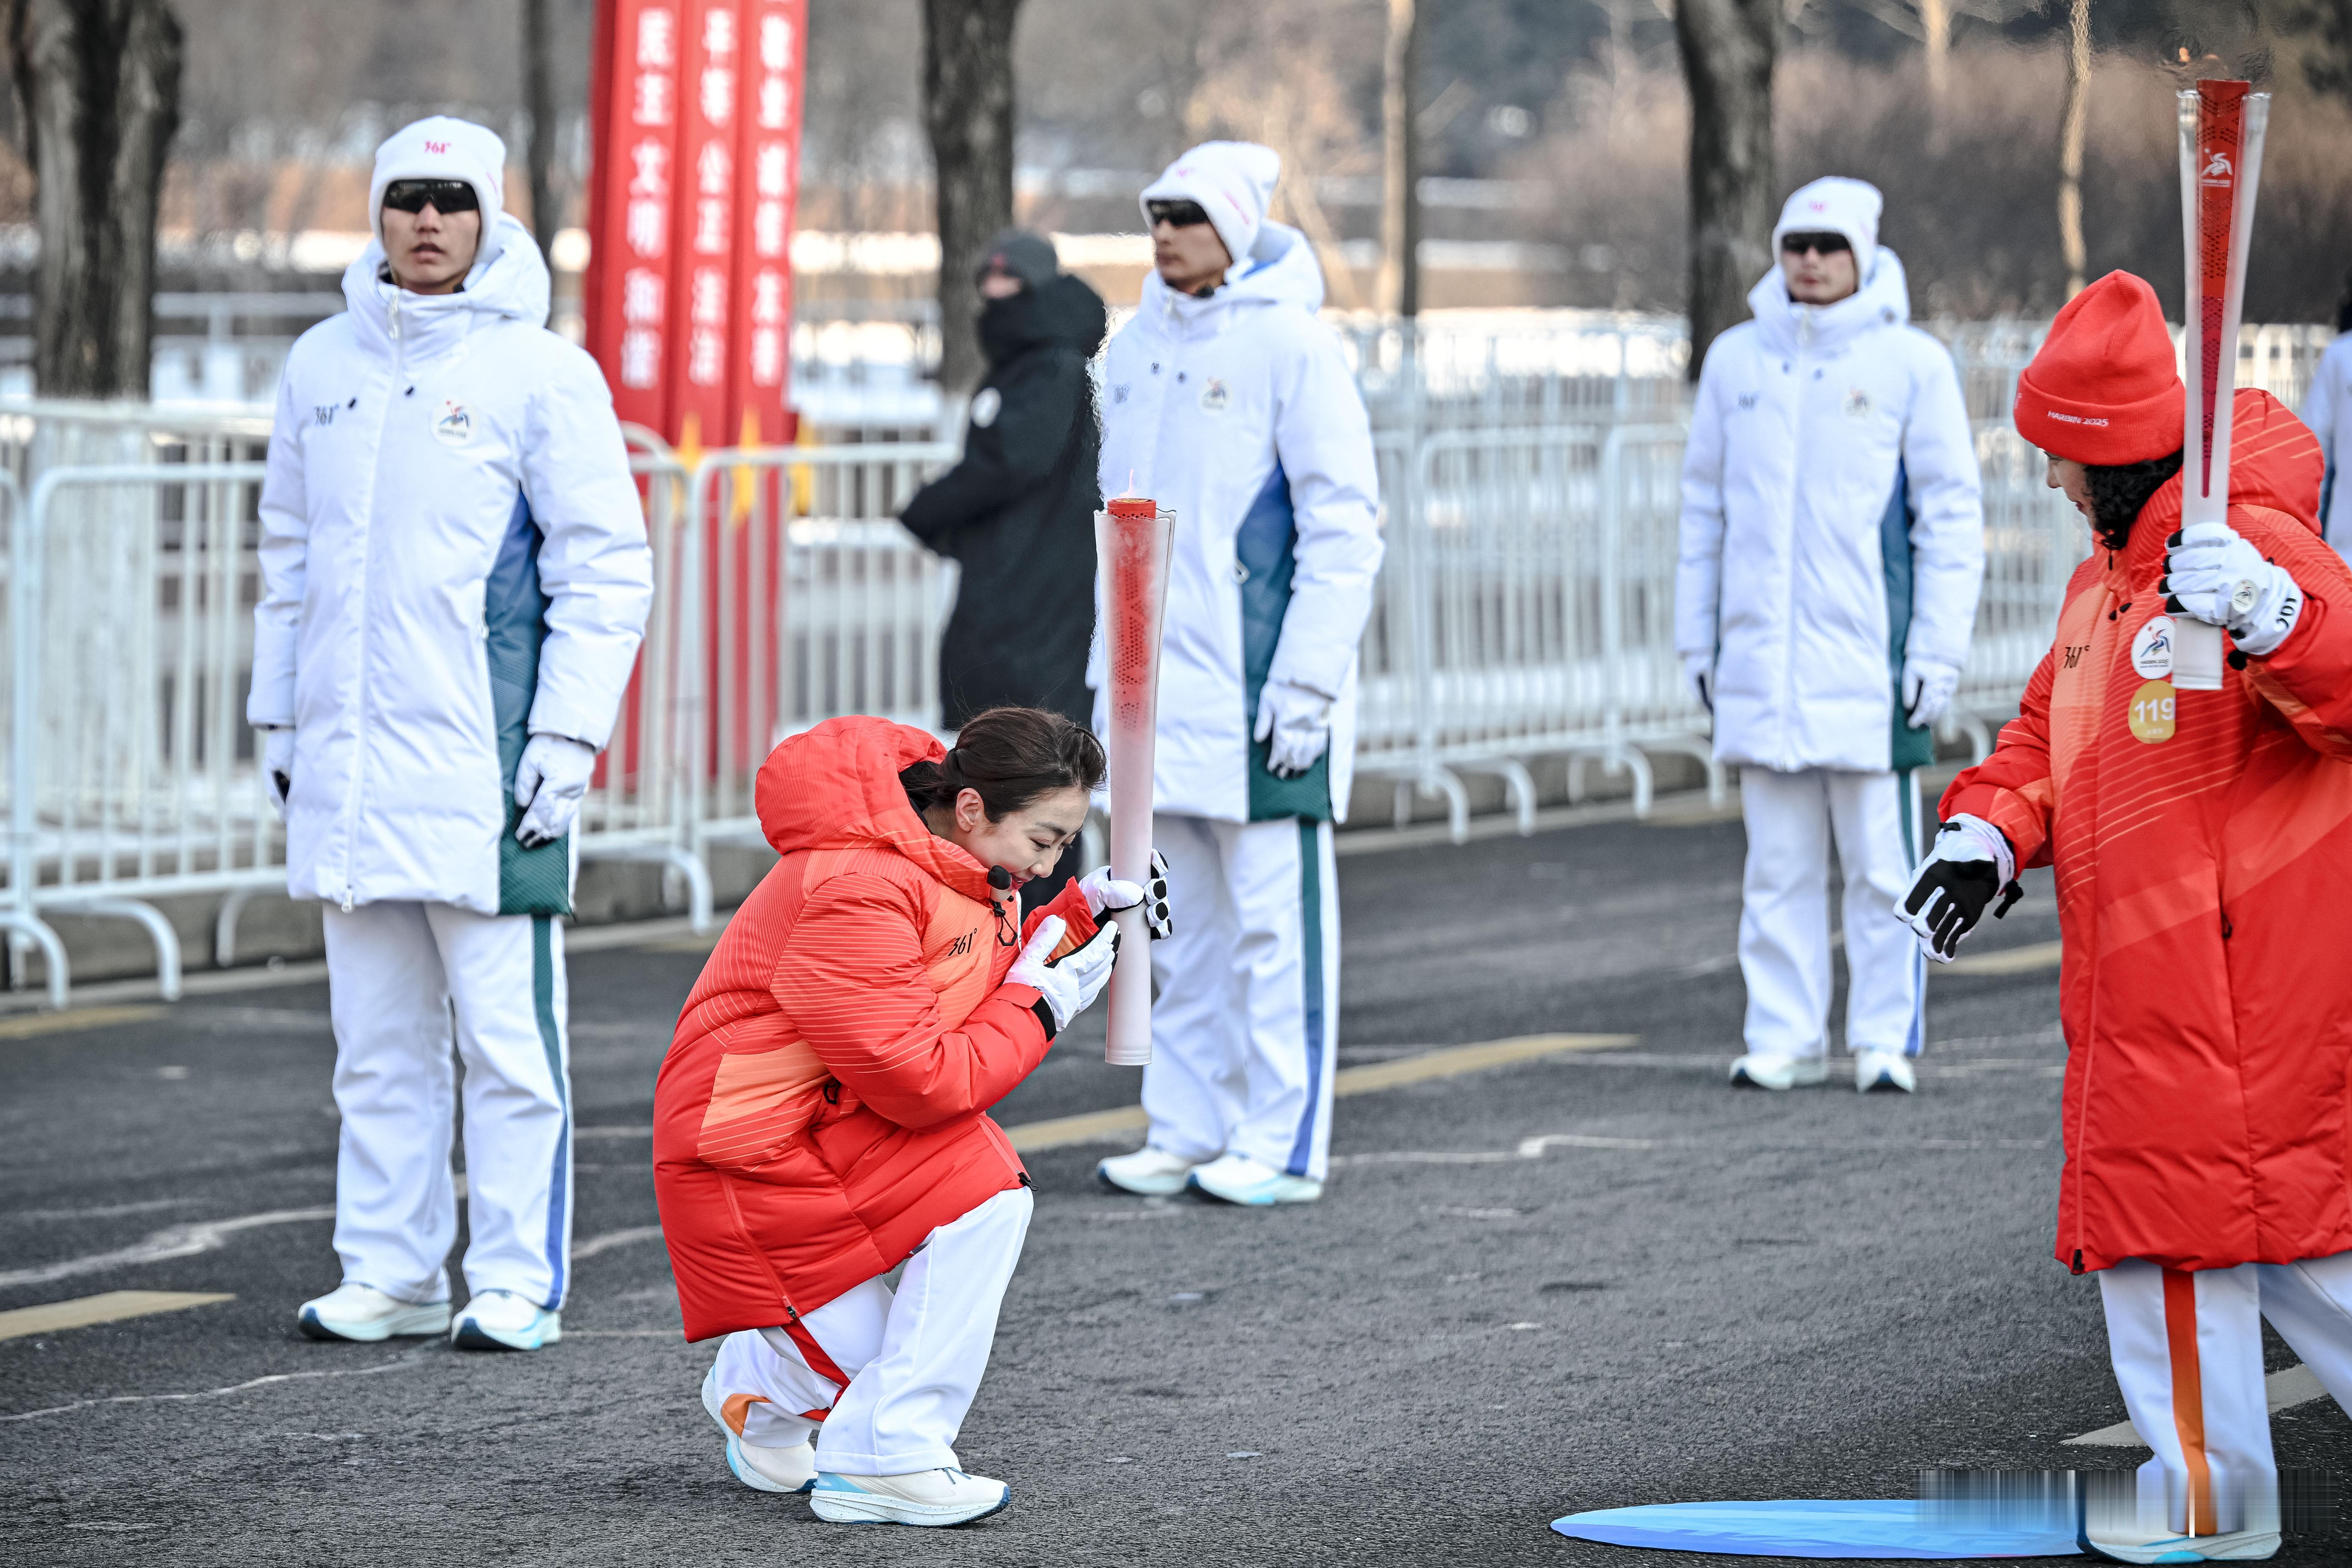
[575,1125,655,1139]
[2066,1364,2329,1446]
[573,1225,662,1259]
[0,1005,164,1041]
[1008,1033,1638,1152]
[1946,940,2062,976]
[0,1207,333,1290]
[0,1291,235,1342]
[0,1348,427,1423]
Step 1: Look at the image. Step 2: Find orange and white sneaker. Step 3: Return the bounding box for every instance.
[699,1363,816,1495]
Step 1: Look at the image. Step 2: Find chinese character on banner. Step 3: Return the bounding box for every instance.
[586,0,685,433]
[660,0,741,454]
[728,0,806,451]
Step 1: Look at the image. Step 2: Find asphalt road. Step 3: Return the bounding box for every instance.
[3,806,2347,1565]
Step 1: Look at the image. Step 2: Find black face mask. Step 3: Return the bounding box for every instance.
[382,178,481,215]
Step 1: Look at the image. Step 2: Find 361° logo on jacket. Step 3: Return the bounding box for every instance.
[432,400,472,447]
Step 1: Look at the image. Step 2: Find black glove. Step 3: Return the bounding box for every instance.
[1895,815,2023,963]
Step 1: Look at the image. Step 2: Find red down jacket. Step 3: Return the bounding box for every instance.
[1943,391,2352,1274]
[653,716,1095,1341]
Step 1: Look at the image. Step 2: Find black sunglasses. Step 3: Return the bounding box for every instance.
[1147,198,1213,229]
[1780,230,1851,257]
[383,179,481,215]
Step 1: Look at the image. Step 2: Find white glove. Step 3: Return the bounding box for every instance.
[1253,679,1333,778]
[262,728,294,819]
[1682,651,1714,713]
[1901,657,1960,729]
[1007,914,1120,1038]
[1077,849,1172,939]
[513,733,599,849]
[1895,813,2019,963]
[2162,523,2305,656]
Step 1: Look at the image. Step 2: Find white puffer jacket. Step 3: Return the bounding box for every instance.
[249,213,653,914]
[2298,330,2352,557]
[1676,249,1983,774]
[1092,222,1383,823]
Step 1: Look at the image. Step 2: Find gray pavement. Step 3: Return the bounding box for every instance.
[3,809,2346,1565]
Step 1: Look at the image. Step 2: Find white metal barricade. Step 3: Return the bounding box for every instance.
[681,442,959,858]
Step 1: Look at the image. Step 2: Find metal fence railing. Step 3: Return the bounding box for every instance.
[5,316,2336,1001]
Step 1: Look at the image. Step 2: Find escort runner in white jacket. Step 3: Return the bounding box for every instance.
[248,117,652,1351]
[1676,177,1983,1096]
[2298,325,2352,558]
[1090,142,1383,1207]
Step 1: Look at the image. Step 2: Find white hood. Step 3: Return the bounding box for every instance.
[1747,246,1911,358]
[339,212,552,360]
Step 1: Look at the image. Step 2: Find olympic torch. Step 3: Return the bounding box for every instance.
[2172,79,2270,690]
[1096,498,1172,1067]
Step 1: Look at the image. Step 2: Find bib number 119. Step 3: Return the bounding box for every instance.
[2129,678,2176,744]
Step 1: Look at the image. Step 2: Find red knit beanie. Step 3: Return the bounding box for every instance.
[2013,271,2184,465]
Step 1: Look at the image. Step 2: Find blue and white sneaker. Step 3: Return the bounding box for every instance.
[450,1289,562,1352]
[809,1468,1011,1526]
[700,1363,816,1494]
[296,1282,451,1342]
[1186,1152,1323,1206]
[2079,1471,2279,1561]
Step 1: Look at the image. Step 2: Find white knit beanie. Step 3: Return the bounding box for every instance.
[1772,177,1883,263]
[369,115,509,243]
[1141,141,1283,272]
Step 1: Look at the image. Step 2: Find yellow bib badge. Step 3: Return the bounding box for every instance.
[2129,678,2176,744]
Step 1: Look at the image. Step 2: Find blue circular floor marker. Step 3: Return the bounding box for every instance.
[1552,1499,2082,1558]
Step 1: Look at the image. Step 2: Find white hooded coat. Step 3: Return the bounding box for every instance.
[249,211,653,913]
[1093,221,1383,822]
[1676,249,1983,774]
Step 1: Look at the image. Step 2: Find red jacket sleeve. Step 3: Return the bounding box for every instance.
[771,873,1053,1130]
[1941,644,2060,869]
[2238,508,2352,758]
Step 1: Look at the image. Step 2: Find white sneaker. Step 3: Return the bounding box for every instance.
[1729,1053,1829,1090]
[296,1283,451,1342]
[700,1363,816,1494]
[809,1467,1011,1526]
[450,1288,562,1352]
[1854,1050,1918,1093]
[2081,1529,2281,1564]
[1186,1152,1323,1206]
[1097,1145,1202,1196]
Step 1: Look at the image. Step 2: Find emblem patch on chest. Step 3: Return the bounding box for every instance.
[1843,388,1872,418]
[1199,378,1230,414]
[2128,678,2176,744]
[432,400,472,446]
[2130,615,2175,679]
[970,387,1002,428]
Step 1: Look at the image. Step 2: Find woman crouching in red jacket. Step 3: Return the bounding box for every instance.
[653,708,1166,1527]
[1901,273,2352,1564]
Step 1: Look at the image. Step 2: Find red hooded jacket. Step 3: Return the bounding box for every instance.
[1943,391,2352,1273]
[653,716,1095,1341]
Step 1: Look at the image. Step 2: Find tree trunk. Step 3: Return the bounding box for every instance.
[1674,0,1776,379]
[10,0,182,399]
[921,0,1022,395]
[1920,0,1951,98]
[1377,0,1421,318]
[2057,0,2091,299]
[522,0,556,264]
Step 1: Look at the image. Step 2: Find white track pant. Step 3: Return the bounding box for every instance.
[1737,766,1924,1059]
[705,1187,1033,1474]
[321,901,571,1309]
[2098,1254,2352,1535]
[1143,814,1340,1181]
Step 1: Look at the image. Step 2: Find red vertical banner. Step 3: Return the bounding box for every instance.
[585,0,684,435]
[664,0,742,456]
[728,0,805,452]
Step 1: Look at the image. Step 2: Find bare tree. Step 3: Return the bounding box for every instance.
[523,0,556,260]
[1674,0,1775,375]
[1377,0,1421,318]
[10,0,182,397]
[921,0,1022,395]
[2057,0,2090,298]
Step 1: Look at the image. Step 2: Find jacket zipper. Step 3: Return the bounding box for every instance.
[1780,313,1811,771]
[339,291,405,912]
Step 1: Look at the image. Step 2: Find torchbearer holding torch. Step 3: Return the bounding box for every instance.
[1091,141,1383,1207]
[1907,253,2352,1555]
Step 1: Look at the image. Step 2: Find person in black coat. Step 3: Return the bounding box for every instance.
[901,230,1107,736]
